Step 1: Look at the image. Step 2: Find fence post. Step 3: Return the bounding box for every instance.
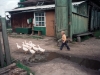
[0,32,4,67]
[1,18,11,65]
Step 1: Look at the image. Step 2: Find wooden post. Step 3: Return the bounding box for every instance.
[1,18,11,65]
[68,0,72,39]
[0,32,4,67]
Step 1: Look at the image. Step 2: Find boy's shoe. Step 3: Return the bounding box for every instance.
[67,49,70,51]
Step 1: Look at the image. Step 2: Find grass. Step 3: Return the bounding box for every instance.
[16,60,35,75]
[94,30,100,39]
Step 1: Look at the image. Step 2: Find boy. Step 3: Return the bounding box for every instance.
[60,31,70,51]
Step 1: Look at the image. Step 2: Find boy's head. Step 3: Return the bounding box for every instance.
[61,31,65,35]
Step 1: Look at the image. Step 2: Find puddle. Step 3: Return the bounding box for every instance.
[22,52,100,71]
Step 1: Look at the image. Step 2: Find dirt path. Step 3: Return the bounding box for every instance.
[30,58,100,75]
[6,36,100,75]
[8,37,100,61]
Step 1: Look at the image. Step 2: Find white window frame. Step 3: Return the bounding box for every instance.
[34,12,46,27]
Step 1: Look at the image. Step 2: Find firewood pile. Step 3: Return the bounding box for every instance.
[0,63,28,75]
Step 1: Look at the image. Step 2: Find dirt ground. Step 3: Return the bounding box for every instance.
[1,34,100,75]
[8,36,100,61]
[30,58,100,75]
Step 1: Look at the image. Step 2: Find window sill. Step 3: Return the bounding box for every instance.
[34,26,46,27]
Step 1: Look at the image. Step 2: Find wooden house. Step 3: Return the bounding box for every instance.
[8,0,100,38]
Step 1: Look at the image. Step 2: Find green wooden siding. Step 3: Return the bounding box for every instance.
[72,13,88,35]
[72,2,88,16]
[20,0,26,2]
[16,28,32,34]
[90,8,100,31]
[55,0,69,39]
[33,27,46,35]
[77,2,88,16]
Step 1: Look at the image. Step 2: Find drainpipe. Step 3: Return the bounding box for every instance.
[68,0,72,40]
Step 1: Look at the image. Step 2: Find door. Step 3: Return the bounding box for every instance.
[46,11,55,37]
[55,0,72,39]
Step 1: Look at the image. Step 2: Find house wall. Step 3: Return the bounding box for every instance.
[11,12,33,31]
[33,10,55,36]
[72,13,88,35]
[46,10,55,37]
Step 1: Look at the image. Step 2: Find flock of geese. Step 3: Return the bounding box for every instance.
[16,40,45,55]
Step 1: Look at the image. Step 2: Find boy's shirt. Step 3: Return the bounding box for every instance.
[62,34,67,43]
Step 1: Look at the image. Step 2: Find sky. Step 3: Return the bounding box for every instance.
[0,0,19,17]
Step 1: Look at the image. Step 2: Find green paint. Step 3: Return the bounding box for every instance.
[19,0,26,7]
[55,0,69,39]
[20,0,26,2]
[16,28,32,34]
[33,27,46,35]
[72,13,88,35]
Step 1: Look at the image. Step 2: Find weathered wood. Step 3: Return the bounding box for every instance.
[77,32,93,37]
[0,32,4,67]
[0,69,10,75]
[0,63,16,75]
[1,18,11,65]
[0,63,16,72]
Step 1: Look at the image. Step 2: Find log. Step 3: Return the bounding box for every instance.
[0,63,16,73]
[0,69,10,75]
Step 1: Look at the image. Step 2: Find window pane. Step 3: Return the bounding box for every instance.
[39,17,41,21]
[35,17,38,21]
[42,22,44,26]
[41,13,44,16]
[36,22,39,26]
[39,13,42,16]
[42,17,44,21]
[35,13,39,16]
[39,22,41,26]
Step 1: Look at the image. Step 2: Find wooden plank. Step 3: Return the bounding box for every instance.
[77,32,93,37]
[0,32,4,67]
[1,18,11,65]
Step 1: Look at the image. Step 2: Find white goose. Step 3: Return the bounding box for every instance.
[29,48,36,55]
[25,40,29,46]
[22,43,29,54]
[38,45,45,53]
[22,42,32,50]
[29,41,36,47]
[16,43,21,49]
[33,46,39,52]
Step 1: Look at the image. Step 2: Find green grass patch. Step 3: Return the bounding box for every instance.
[16,61,35,75]
[94,30,100,39]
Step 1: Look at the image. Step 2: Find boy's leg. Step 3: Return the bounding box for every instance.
[60,43,64,50]
[65,42,70,50]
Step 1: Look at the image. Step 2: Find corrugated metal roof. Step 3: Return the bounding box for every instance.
[8,4,55,12]
[72,1,85,5]
[8,1,85,12]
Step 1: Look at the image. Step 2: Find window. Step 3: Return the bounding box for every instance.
[34,12,45,27]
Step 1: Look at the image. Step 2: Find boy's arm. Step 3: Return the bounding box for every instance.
[62,35,66,43]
